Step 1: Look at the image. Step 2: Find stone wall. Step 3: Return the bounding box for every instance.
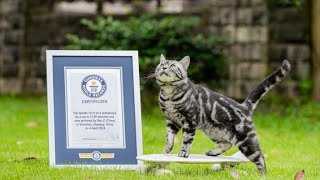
[0,0,312,99]
[208,0,310,99]
[208,0,269,99]
[23,14,92,94]
[268,2,311,98]
[0,0,24,94]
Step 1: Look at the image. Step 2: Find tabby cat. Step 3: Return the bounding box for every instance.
[155,54,291,174]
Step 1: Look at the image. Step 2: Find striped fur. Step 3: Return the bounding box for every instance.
[155,55,291,174]
[244,60,291,114]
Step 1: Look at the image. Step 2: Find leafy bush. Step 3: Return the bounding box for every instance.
[66,14,227,91]
[268,0,303,6]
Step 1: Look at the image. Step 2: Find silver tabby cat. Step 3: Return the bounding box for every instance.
[155,54,291,174]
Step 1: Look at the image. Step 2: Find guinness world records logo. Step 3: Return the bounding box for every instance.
[92,151,102,161]
[81,74,107,98]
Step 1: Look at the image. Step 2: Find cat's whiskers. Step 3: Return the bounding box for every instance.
[143,71,156,83]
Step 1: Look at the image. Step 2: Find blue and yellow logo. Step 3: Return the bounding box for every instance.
[81,74,107,98]
[79,151,114,161]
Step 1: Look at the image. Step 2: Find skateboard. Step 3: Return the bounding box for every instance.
[136,151,250,175]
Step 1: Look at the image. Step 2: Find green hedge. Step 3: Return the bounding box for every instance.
[65,14,227,91]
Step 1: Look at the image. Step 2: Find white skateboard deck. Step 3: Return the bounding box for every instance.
[136,151,249,175]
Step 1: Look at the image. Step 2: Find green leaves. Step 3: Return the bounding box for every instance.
[65,15,227,90]
[268,0,303,7]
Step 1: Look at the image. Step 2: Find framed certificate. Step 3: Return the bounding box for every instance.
[46,50,142,169]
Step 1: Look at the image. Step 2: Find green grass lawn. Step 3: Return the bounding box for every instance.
[0,96,319,179]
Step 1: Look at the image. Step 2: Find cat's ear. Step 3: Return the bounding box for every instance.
[179,56,190,70]
[160,54,166,63]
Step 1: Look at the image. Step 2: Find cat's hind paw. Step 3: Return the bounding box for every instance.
[178,150,189,158]
[205,150,221,156]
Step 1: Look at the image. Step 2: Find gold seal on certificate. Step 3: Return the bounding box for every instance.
[65,67,125,149]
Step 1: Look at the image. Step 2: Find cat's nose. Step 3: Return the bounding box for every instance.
[162,67,167,70]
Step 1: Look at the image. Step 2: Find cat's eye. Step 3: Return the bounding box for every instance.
[160,64,164,67]
[169,64,175,68]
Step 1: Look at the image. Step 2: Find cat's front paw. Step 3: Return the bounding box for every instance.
[178,150,189,158]
[163,146,173,154]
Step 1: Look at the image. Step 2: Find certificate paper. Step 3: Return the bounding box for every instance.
[46,50,142,169]
[65,68,125,149]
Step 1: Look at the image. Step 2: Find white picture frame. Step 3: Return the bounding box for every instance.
[46,50,143,169]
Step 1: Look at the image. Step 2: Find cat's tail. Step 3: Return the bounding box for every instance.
[243,60,291,114]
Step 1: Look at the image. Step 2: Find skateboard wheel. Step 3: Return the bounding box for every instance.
[155,168,174,176]
[211,164,222,171]
[136,165,151,174]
